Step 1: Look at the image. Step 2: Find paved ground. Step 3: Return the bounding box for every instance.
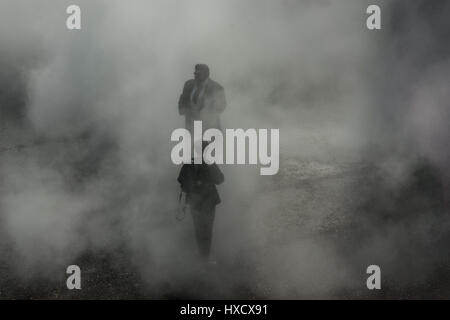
[0,149,449,299]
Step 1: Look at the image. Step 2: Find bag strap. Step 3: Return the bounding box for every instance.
[176,189,187,221]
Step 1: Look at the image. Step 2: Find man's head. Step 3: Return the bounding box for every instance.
[194,64,210,82]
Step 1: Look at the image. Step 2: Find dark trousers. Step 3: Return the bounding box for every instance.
[190,201,216,259]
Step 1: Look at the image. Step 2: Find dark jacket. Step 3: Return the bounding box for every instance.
[178,78,226,132]
[177,163,224,207]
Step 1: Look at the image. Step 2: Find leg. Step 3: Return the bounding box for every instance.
[190,203,216,259]
[200,204,216,258]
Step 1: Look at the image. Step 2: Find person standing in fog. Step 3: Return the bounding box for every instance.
[178,64,227,133]
[177,64,226,263]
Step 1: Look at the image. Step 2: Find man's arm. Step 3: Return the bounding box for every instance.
[214,85,227,114]
[207,164,224,185]
[178,82,190,115]
[178,164,194,193]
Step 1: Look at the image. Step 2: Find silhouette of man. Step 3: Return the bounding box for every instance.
[177,141,224,261]
[178,64,227,133]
